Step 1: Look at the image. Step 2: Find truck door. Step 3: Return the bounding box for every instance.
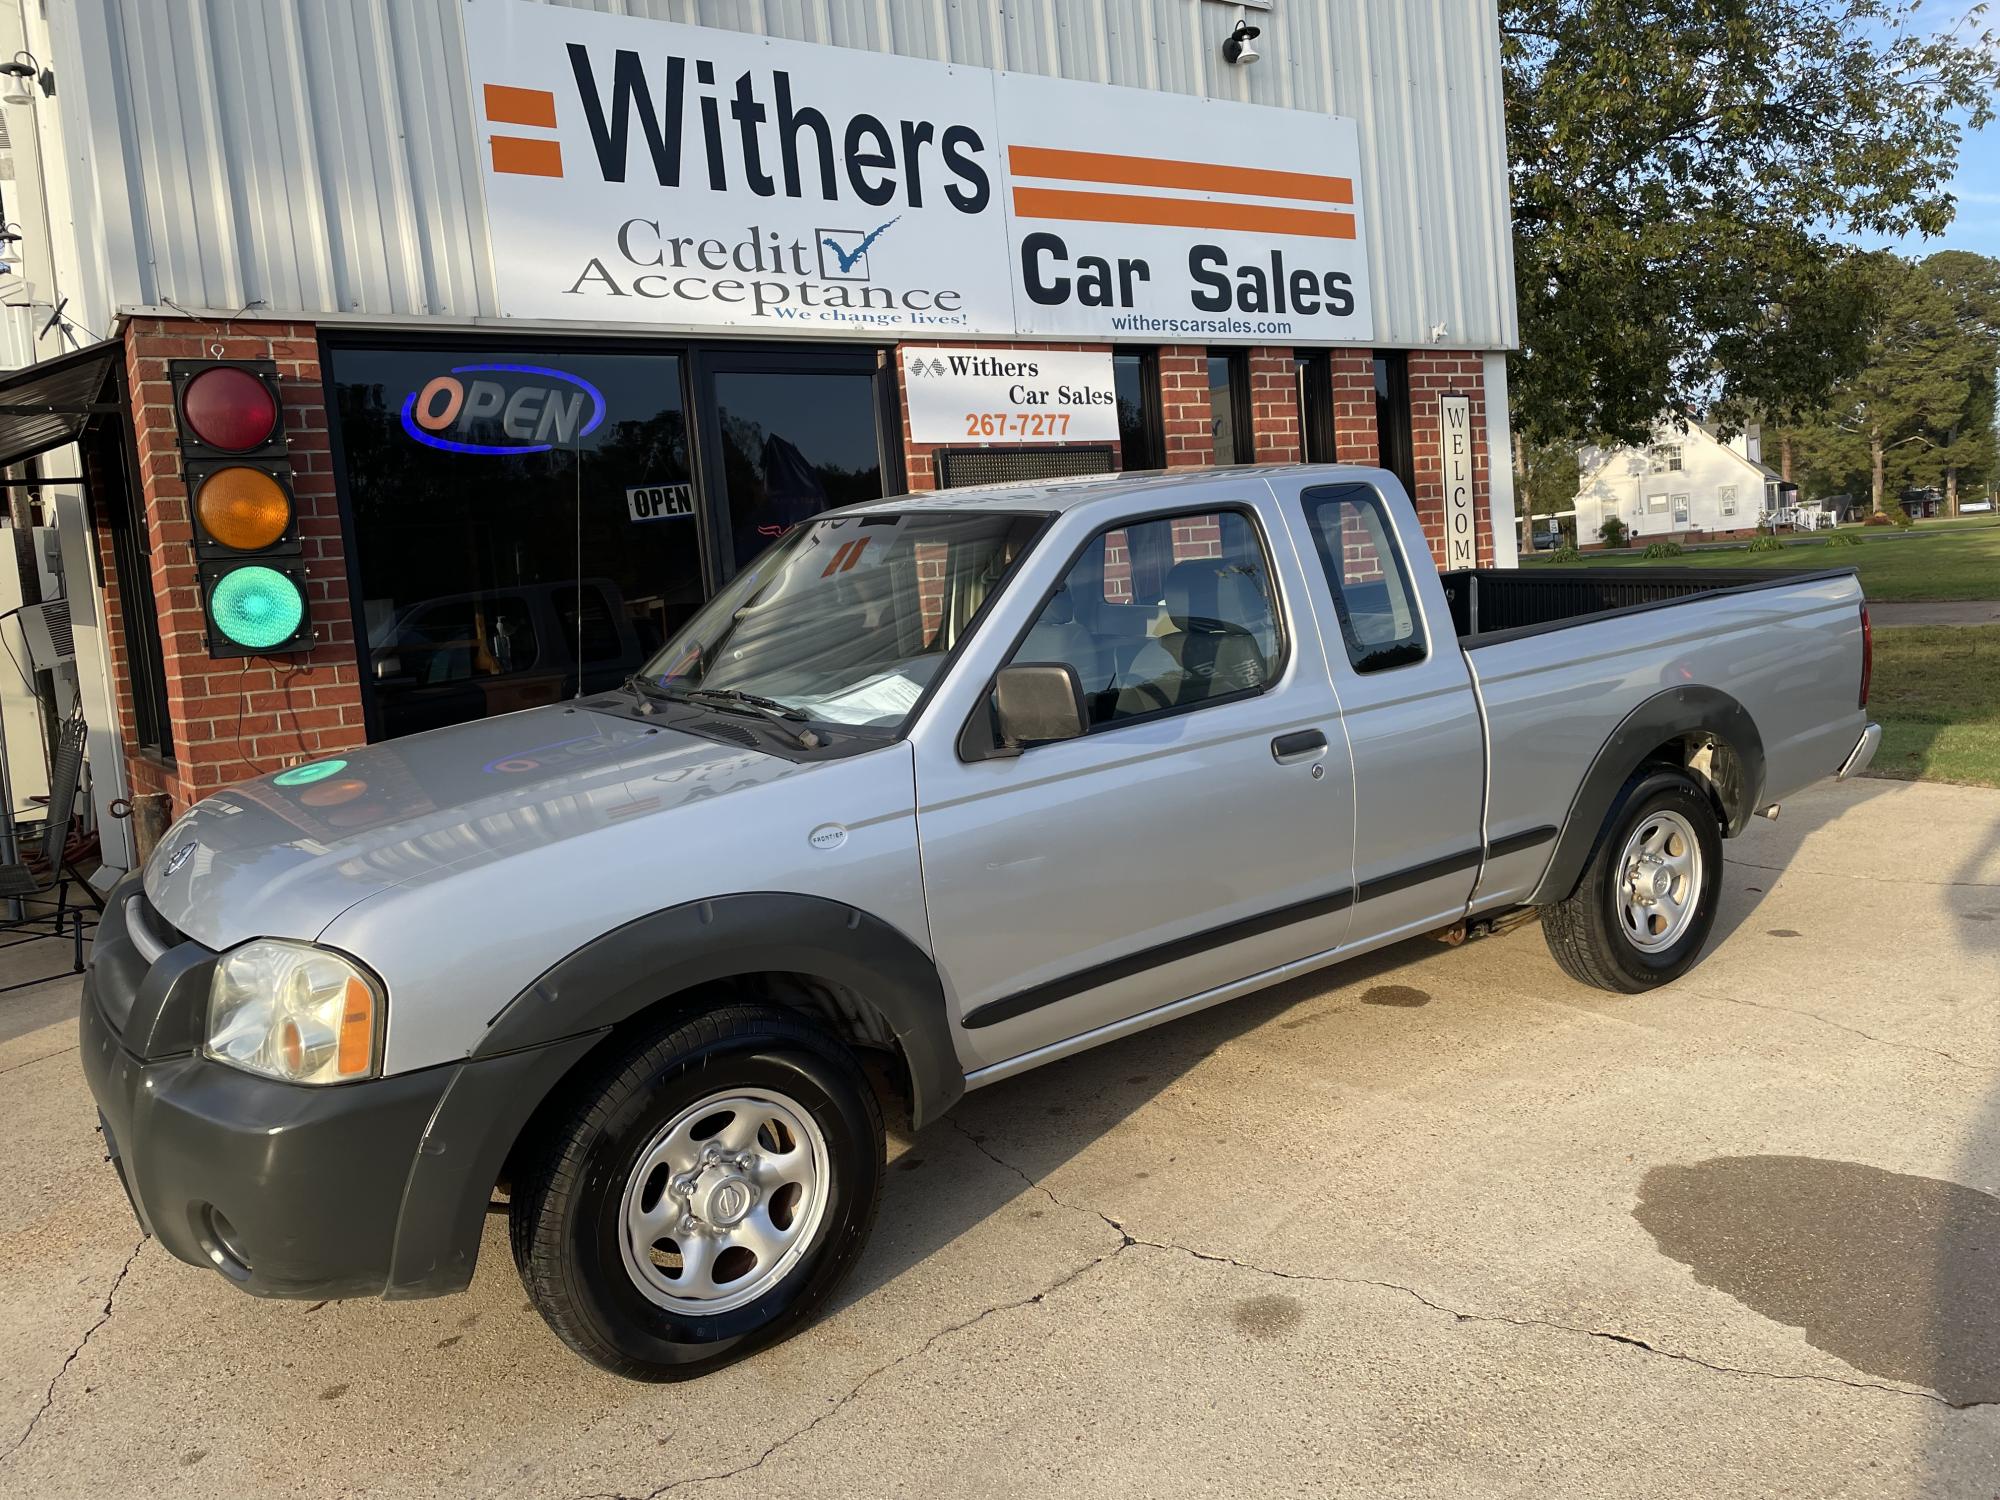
[1278,477,1486,946]
[909,491,1357,1071]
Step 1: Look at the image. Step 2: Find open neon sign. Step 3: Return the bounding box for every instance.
[399,363,607,455]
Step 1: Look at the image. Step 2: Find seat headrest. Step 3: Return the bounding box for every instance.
[1040,583,1075,626]
[1163,558,1266,633]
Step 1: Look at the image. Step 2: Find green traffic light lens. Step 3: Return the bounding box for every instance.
[209,565,305,650]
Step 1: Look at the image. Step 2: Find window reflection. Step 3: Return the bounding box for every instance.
[330,346,700,739]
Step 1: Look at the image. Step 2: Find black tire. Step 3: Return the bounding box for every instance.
[1542,771,1724,993]
[509,1002,883,1380]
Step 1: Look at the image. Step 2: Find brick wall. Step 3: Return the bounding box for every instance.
[895,341,1120,491]
[1405,349,1493,568]
[108,317,367,815]
[1248,347,1300,462]
[1158,346,1212,468]
[1331,350,1379,466]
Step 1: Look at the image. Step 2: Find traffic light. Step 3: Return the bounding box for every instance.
[172,359,313,657]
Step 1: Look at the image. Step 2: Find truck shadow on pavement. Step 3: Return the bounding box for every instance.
[838,936,1445,1308]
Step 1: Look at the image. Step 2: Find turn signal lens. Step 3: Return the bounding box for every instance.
[336,977,376,1079]
[197,466,292,550]
[182,365,279,451]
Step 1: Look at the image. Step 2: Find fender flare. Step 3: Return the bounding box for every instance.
[381,892,961,1299]
[1526,686,1764,907]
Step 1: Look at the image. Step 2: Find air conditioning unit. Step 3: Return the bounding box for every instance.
[18,598,74,669]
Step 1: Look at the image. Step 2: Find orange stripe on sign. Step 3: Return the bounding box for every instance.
[491,136,564,178]
[1011,187,1356,240]
[1009,145,1353,206]
[484,83,558,128]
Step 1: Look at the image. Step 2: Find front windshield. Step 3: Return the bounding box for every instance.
[639,510,1044,733]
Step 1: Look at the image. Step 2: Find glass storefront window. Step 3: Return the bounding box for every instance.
[1113,351,1162,469]
[329,345,701,740]
[1207,350,1251,466]
[709,368,887,568]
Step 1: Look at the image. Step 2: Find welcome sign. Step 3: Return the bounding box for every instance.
[462,0,1375,344]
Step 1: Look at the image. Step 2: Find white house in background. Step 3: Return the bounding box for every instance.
[1573,422,1799,545]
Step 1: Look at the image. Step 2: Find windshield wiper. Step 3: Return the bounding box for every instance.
[623,674,682,705]
[622,677,821,749]
[683,688,810,721]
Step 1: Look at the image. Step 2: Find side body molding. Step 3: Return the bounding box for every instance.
[1526,685,1764,906]
[477,891,962,1126]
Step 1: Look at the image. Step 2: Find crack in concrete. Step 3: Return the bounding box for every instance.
[0,1044,78,1079]
[575,1170,1128,1500]
[1727,856,1998,891]
[1688,988,1998,1072]
[949,1120,1998,1415]
[574,1112,1997,1497]
[2,1234,147,1466]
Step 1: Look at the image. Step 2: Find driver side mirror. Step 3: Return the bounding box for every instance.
[991,663,1086,753]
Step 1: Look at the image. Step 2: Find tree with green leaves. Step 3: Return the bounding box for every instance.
[1775,251,2000,513]
[1923,251,2000,512]
[1502,1,1999,449]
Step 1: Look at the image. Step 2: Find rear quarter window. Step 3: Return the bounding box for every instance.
[1300,484,1428,673]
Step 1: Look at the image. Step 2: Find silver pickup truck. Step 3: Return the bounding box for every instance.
[80,465,1878,1379]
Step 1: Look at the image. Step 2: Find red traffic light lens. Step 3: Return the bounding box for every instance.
[182,366,278,452]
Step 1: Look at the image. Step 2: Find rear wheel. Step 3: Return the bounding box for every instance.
[510,1003,883,1380]
[1542,772,1723,993]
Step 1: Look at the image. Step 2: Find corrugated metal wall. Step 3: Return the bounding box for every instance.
[54,0,1516,349]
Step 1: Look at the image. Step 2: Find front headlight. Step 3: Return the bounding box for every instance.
[205,939,383,1084]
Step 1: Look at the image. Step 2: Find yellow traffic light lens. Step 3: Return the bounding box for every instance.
[197,466,292,550]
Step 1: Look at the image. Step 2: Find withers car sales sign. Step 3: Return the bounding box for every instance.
[462,1,1374,344]
[901,348,1118,444]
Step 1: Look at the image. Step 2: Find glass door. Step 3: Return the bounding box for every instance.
[693,347,899,578]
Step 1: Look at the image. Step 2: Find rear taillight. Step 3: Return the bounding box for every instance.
[1859,602,1872,708]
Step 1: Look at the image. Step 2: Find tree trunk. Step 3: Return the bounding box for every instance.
[1871,430,1885,515]
[1946,465,1958,518]
[1779,433,1792,484]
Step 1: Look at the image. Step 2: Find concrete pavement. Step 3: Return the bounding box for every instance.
[1868,602,2000,628]
[3,776,1998,1498]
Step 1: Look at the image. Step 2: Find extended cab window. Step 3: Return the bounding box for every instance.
[1301,485,1427,673]
[1010,508,1282,729]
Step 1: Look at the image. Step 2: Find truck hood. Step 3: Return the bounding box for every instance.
[143,702,810,951]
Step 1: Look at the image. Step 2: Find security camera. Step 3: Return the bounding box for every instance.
[1223,18,1261,66]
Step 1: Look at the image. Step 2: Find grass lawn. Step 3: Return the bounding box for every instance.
[1523,519,2000,601]
[1866,625,2000,789]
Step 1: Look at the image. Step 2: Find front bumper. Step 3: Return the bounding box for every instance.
[80,936,452,1298]
[79,877,600,1300]
[1838,722,1883,780]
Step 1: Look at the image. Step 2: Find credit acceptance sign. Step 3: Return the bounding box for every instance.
[462,0,1374,344]
[901,348,1119,444]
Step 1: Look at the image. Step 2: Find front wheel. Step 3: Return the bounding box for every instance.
[509,1003,883,1380]
[1542,772,1724,993]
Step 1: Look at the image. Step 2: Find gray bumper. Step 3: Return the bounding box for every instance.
[78,875,601,1300]
[1837,722,1882,780]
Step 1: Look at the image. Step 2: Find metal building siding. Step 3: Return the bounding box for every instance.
[68,0,1516,348]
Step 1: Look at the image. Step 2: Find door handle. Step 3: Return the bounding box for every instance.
[1271,729,1328,762]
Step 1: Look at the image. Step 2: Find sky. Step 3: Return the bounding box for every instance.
[1859,129,2000,259]
[1851,3,2000,259]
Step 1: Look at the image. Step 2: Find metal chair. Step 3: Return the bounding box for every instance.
[0,711,95,989]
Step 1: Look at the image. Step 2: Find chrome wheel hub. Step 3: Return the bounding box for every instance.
[617,1089,829,1315]
[1617,809,1703,952]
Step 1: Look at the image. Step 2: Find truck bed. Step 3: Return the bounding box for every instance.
[1440,567,1859,646]
[1446,566,1869,920]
